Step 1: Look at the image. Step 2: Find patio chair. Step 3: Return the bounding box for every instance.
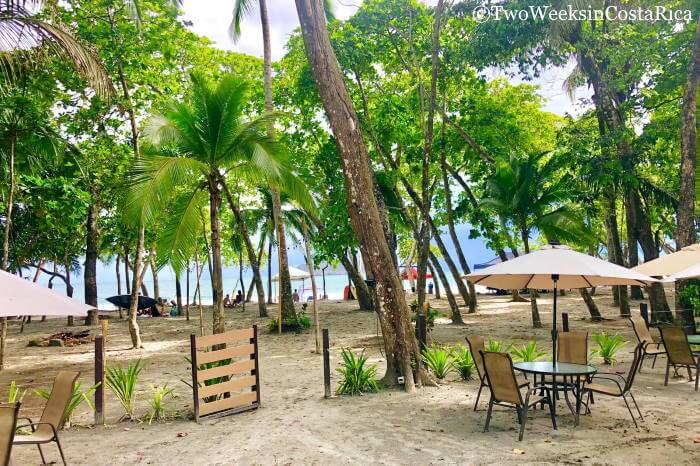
[542,331,589,403]
[466,335,527,411]
[581,342,645,427]
[1,403,20,466]
[659,326,699,391]
[13,371,79,466]
[629,316,665,371]
[480,351,557,441]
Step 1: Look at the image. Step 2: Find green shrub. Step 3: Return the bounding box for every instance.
[452,345,475,381]
[679,283,700,317]
[336,348,381,395]
[411,304,439,330]
[8,380,27,403]
[509,341,547,362]
[147,384,175,424]
[267,311,311,333]
[591,332,627,365]
[485,338,506,353]
[105,359,143,420]
[35,382,98,427]
[422,344,454,380]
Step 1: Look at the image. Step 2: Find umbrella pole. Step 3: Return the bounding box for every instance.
[552,274,559,364]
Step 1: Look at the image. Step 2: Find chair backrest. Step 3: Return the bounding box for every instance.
[629,316,654,346]
[557,331,588,364]
[0,403,19,466]
[481,351,522,405]
[37,371,80,437]
[659,326,695,366]
[465,336,486,380]
[623,342,645,393]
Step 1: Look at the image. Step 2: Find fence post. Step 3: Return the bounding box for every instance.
[562,312,569,332]
[94,335,104,426]
[640,303,649,327]
[322,329,331,398]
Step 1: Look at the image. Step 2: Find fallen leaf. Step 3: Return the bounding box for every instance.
[177,432,187,438]
[513,448,525,455]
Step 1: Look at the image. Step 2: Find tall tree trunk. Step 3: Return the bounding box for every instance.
[208,178,226,335]
[340,255,373,310]
[428,262,440,299]
[296,0,421,390]
[267,239,273,304]
[185,261,190,321]
[677,16,700,249]
[220,180,267,316]
[175,274,183,316]
[579,288,602,321]
[624,200,644,299]
[429,220,473,308]
[65,258,75,327]
[604,195,630,316]
[239,248,246,312]
[84,197,99,325]
[124,246,131,295]
[150,253,160,300]
[520,228,542,328]
[2,135,15,270]
[441,153,476,313]
[127,226,145,349]
[302,220,321,353]
[115,255,123,318]
[429,251,461,324]
[247,237,265,302]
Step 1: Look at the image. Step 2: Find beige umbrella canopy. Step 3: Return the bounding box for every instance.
[632,243,700,277]
[465,243,658,361]
[272,266,311,282]
[663,263,700,282]
[0,268,93,369]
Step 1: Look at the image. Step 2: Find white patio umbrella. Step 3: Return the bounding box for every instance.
[0,268,93,369]
[464,243,658,361]
[663,262,700,282]
[632,243,700,277]
[271,266,311,282]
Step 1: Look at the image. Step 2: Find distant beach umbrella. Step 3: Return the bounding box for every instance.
[465,243,657,361]
[633,243,700,278]
[106,295,157,310]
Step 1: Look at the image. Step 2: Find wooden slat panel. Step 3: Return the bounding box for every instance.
[197,359,255,383]
[197,344,255,365]
[195,328,254,349]
[199,375,256,399]
[199,391,258,416]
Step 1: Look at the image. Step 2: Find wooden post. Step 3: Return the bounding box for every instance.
[251,325,261,406]
[640,302,649,327]
[562,312,569,332]
[100,320,108,343]
[322,329,331,398]
[189,334,200,422]
[94,335,104,426]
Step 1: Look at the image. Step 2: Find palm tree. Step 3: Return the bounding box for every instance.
[0,1,112,97]
[126,72,304,336]
[230,0,332,328]
[482,151,589,328]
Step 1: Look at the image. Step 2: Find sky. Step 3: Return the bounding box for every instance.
[180,0,590,116]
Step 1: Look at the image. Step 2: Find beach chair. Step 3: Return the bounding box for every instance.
[13,371,79,466]
[629,316,665,371]
[480,351,556,441]
[1,403,20,466]
[581,343,645,427]
[659,326,699,391]
[466,335,527,411]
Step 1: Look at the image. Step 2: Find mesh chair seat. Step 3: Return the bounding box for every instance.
[583,382,623,397]
[13,430,56,444]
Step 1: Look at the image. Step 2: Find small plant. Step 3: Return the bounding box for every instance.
[105,359,143,420]
[509,341,547,362]
[147,384,175,424]
[8,380,27,403]
[267,311,311,333]
[422,344,454,380]
[591,332,627,365]
[485,338,506,353]
[336,348,381,395]
[35,382,98,428]
[452,345,475,381]
[411,304,440,330]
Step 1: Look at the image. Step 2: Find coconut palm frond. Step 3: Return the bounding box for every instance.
[229,0,255,42]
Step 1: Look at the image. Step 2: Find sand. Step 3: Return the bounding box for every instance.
[1,289,699,465]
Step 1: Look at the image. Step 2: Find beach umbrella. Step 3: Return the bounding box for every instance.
[0,268,92,370]
[632,243,700,277]
[106,295,157,310]
[464,243,658,361]
[272,266,311,282]
[663,262,700,282]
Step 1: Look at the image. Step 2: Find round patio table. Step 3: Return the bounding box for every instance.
[513,361,597,426]
[687,334,700,345]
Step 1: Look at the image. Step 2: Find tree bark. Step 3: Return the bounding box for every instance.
[185,261,190,321]
[520,228,542,328]
[579,288,602,321]
[267,239,273,304]
[127,225,145,349]
[116,255,123,318]
[150,253,160,300]
[123,246,131,295]
[428,262,440,299]
[175,274,183,316]
[302,220,321,353]
[296,0,420,390]
[677,16,700,250]
[340,255,373,310]
[220,179,267,316]
[65,259,75,327]
[429,251,461,324]
[604,195,630,316]
[208,176,226,335]
[84,196,99,325]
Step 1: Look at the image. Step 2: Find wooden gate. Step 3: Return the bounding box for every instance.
[189,326,260,422]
